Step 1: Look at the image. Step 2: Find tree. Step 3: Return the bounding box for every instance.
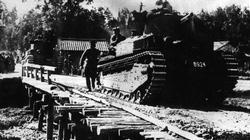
[117,8,131,37]
[155,0,173,13]
[198,4,250,45]
[0,1,19,51]
[18,0,114,51]
[17,9,44,51]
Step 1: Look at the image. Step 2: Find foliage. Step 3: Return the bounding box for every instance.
[198,5,250,45]
[2,0,250,51]
[117,8,131,37]
[155,0,173,13]
[0,1,18,51]
[17,9,44,51]
[16,0,114,51]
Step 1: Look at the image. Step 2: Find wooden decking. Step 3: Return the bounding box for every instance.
[20,64,205,140]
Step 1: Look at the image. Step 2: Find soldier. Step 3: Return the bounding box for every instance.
[56,51,64,74]
[79,40,100,91]
[110,27,126,46]
[63,54,72,75]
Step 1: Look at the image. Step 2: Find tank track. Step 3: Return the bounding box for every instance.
[98,51,167,104]
[221,52,239,92]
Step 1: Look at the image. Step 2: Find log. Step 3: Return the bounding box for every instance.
[55,106,85,112]
[100,110,131,116]
[141,131,177,140]
[111,102,205,140]
[118,128,144,139]
[82,109,100,116]
[86,117,151,127]
[96,125,157,135]
[71,86,204,140]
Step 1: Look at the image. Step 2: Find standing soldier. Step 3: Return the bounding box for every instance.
[63,54,72,75]
[110,27,126,46]
[79,40,100,92]
[56,51,64,74]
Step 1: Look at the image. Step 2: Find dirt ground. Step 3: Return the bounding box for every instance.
[133,103,250,139]
[1,66,250,139]
[0,93,250,140]
[0,107,48,140]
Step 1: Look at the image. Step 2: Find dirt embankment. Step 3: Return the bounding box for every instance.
[0,77,28,108]
[0,77,47,139]
[0,107,48,140]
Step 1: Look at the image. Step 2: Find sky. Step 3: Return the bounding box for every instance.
[1,0,250,18]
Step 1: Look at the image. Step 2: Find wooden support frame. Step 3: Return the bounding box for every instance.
[46,95,54,140]
[72,89,205,140]
[21,64,56,85]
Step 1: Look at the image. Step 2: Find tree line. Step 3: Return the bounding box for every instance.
[0,0,250,52]
[199,5,250,46]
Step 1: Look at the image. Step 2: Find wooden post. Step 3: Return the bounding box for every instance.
[21,65,24,77]
[35,69,38,80]
[27,66,30,78]
[31,68,34,78]
[47,71,51,84]
[28,87,33,110]
[58,111,69,140]
[46,96,54,140]
[57,114,64,140]
[38,107,44,131]
[40,67,44,82]
[63,113,70,140]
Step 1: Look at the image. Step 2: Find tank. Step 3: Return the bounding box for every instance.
[25,39,56,66]
[97,12,237,105]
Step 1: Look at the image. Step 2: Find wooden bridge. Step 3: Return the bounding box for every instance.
[21,63,209,140]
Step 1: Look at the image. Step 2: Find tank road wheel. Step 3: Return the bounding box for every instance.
[107,89,112,95]
[112,89,119,97]
[101,88,107,94]
[128,92,136,102]
[98,51,166,104]
[123,94,130,101]
[134,90,142,104]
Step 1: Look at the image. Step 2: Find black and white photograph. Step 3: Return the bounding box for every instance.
[0,0,250,139]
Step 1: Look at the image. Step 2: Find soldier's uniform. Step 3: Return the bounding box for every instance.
[110,27,126,46]
[79,41,100,91]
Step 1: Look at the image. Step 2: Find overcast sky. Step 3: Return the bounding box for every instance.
[2,0,250,17]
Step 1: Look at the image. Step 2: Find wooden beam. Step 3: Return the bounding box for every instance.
[55,106,85,112]
[72,89,204,140]
[96,125,157,135]
[141,131,177,140]
[118,128,144,137]
[40,67,44,82]
[82,109,100,116]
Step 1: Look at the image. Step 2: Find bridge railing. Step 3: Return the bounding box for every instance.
[22,63,56,84]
